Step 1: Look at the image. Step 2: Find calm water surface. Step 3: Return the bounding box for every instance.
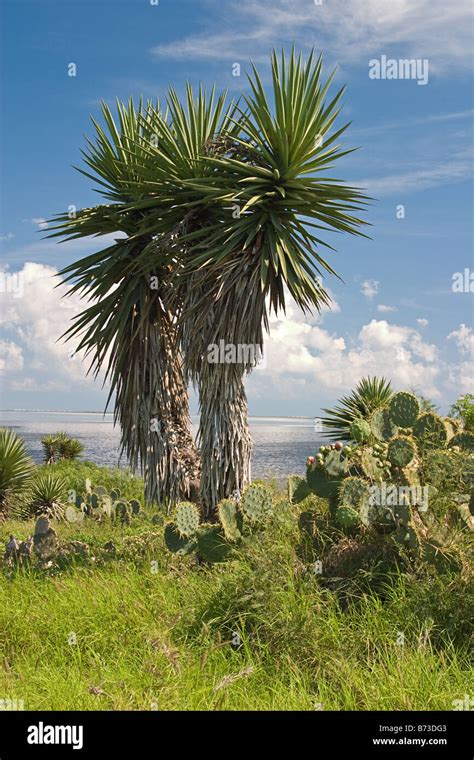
[0,410,323,479]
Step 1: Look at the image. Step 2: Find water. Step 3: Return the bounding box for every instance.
[0,410,323,479]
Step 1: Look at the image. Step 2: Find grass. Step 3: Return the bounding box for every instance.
[0,498,472,711]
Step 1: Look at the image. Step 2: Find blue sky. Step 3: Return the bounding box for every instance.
[0,0,473,415]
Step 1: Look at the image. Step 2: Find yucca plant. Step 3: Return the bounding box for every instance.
[41,432,84,463]
[28,470,69,520]
[50,49,369,510]
[321,376,393,441]
[0,428,34,519]
[48,98,203,506]
[175,49,369,506]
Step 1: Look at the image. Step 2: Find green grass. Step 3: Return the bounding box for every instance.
[0,505,472,711]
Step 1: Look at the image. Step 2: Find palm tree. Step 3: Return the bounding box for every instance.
[49,93,240,506]
[48,99,202,506]
[175,50,370,507]
[51,50,369,511]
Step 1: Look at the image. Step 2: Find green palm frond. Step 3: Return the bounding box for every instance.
[0,428,34,516]
[321,377,393,441]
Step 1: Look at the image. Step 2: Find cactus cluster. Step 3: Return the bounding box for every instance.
[65,484,141,525]
[164,483,274,563]
[292,386,472,573]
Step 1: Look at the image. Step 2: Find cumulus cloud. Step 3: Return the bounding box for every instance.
[360,279,379,299]
[248,301,442,403]
[0,340,24,375]
[417,318,429,327]
[0,262,93,391]
[377,304,397,313]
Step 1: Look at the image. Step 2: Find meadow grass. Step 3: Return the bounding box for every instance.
[0,507,472,711]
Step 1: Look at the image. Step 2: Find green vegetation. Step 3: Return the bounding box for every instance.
[0,378,472,711]
[1,499,472,710]
[41,432,84,465]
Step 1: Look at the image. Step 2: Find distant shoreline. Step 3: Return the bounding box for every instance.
[0,409,314,420]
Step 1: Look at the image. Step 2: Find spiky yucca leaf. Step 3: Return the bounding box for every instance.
[321,377,393,441]
[0,429,34,517]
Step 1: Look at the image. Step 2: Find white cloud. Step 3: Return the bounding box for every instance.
[448,324,474,356]
[0,233,14,242]
[417,318,429,327]
[377,304,397,313]
[359,152,473,196]
[248,303,443,403]
[0,340,24,375]
[0,262,94,391]
[150,0,473,72]
[32,218,49,230]
[361,279,379,299]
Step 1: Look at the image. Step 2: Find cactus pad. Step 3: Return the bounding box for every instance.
[176,502,200,537]
[338,476,370,509]
[370,408,398,441]
[217,499,242,541]
[350,418,371,443]
[388,392,420,428]
[197,526,232,563]
[164,523,197,556]
[323,449,349,479]
[413,413,448,449]
[240,484,272,522]
[129,499,141,515]
[449,431,474,452]
[335,505,361,531]
[387,436,416,468]
[307,466,341,498]
[287,474,312,504]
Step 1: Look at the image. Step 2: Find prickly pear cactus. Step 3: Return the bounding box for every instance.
[287,474,312,504]
[413,413,448,449]
[217,499,242,542]
[324,449,349,479]
[33,516,58,568]
[197,526,232,563]
[129,499,141,515]
[240,484,272,522]
[93,485,108,497]
[176,502,200,537]
[358,447,386,481]
[350,418,371,443]
[389,392,420,428]
[164,523,196,556]
[387,436,416,468]
[449,431,474,452]
[114,500,132,525]
[338,476,370,510]
[335,505,361,532]
[370,408,398,441]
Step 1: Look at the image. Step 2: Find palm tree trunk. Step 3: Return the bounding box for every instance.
[115,303,200,509]
[197,359,252,510]
[181,255,266,511]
